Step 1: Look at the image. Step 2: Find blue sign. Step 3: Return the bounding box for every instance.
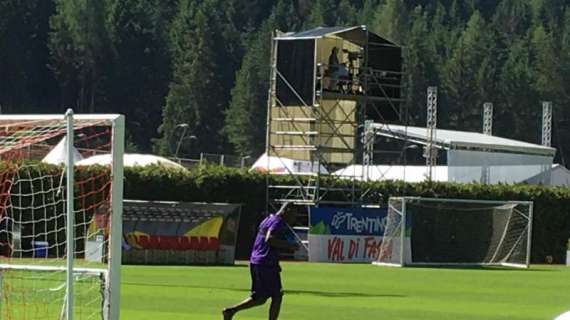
[309,207,387,236]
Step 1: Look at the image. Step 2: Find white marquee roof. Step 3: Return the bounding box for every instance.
[334,164,569,185]
[372,124,556,157]
[77,153,186,170]
[334,165,448,183]
[250,153,327,175]
[42,136,83,165]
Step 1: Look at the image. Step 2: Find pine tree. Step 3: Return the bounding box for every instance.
[306,0,338,27]
[404,6,437,126]
[559,10,570,102]
[105,0,175,151]
[442,11,497,131]
[224,1,300,157]
[0,0,57,112]
[156,0,240,156]
[530,25,559,98]
[492,0,532,43]
[496,38,538,142]
[224,21,272,156]
[359,0,380,26]
[336,0,358,26]
[272,0,302,32]
[553,9,570,165]
[233,0,275,31]
[372,0,408,44]
[49,0,112,112]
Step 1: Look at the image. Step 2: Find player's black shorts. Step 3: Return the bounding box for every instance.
[250,264,283,300]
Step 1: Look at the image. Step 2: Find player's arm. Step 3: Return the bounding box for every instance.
[265,229,298,250]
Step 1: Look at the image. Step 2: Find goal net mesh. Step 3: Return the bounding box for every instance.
[376,197,532,267]
[0,116,117,319]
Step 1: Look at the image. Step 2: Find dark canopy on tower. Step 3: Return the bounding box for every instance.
[273,26,401,109]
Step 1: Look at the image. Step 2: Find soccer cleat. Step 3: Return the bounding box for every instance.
[222,308,235,320]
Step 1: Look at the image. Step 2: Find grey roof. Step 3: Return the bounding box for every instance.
[372,124,556,157]
[276,26,361,39]
[275,26,398,47]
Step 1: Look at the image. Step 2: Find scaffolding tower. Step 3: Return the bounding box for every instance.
[265,26,403,211]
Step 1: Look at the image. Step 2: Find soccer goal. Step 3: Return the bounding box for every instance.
[374,197,533,268]
[0,111,124,320]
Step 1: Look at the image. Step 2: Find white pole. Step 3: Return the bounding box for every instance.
[108,115,125,320]
[400,199,407,266]
[65,109,75,320]
[526,203,534,268]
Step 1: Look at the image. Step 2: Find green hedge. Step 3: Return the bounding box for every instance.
[1,162,111,257]
[7,162,566,263]
[124,165,570,264]
[124,165,267,259]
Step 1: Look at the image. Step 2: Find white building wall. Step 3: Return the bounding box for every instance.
[447,150,553,185]
[525,164,570,187]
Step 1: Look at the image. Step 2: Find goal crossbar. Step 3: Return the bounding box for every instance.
[0,264,106,276]
[388,196,533,206]
[0,114,122,121]
[0,112,124,320]
[375,197,534,268]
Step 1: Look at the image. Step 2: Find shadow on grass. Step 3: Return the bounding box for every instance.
[123,281,249,291]
[126,263,249,268]
[407,265,551,272]
[285,289,405,298]
[122,282,405,298]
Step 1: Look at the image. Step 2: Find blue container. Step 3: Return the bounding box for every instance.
[32,241,48,258]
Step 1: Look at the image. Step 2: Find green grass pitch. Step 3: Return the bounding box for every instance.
[120,262,570,320]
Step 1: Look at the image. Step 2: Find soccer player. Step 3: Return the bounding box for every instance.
[222,202,299,320]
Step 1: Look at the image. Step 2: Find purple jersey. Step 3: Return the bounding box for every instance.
[250,214,285,266]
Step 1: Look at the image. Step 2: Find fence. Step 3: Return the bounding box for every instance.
[169,153,255,170]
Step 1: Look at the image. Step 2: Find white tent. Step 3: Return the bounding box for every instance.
[77,153,186,170]
[250,153,327,175]
[334,165,448,183]
[42,136,83,165]
[374,124,555,156]
[333,163,570,186]
[371,124,556,185]
[525,164,570,187]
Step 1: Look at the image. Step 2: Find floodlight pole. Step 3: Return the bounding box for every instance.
[426,87,438,182]
[483,102,493,135]
[362,120,375,182]
[174,123,189,159]
[241,156,251,169]
[541,102,553,185]
[481,102,494,184]
[542,101,552,147]
[65,109,75,320]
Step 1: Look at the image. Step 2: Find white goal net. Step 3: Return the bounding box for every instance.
[374,197,533,268]
[0,112,124,319]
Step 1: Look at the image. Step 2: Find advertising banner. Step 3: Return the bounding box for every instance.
[309,206,387,263]
[121,200,241,265]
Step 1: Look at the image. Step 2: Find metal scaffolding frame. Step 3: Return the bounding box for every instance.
[425,86,438,182]
[542,101,552,147]
[483,102,493,136]
[265,26,404,213]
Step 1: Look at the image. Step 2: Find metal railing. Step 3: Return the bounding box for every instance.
[169,153,255,170]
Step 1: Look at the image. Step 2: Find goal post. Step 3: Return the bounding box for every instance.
[374,197,533,268]
[0,111,124,320]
